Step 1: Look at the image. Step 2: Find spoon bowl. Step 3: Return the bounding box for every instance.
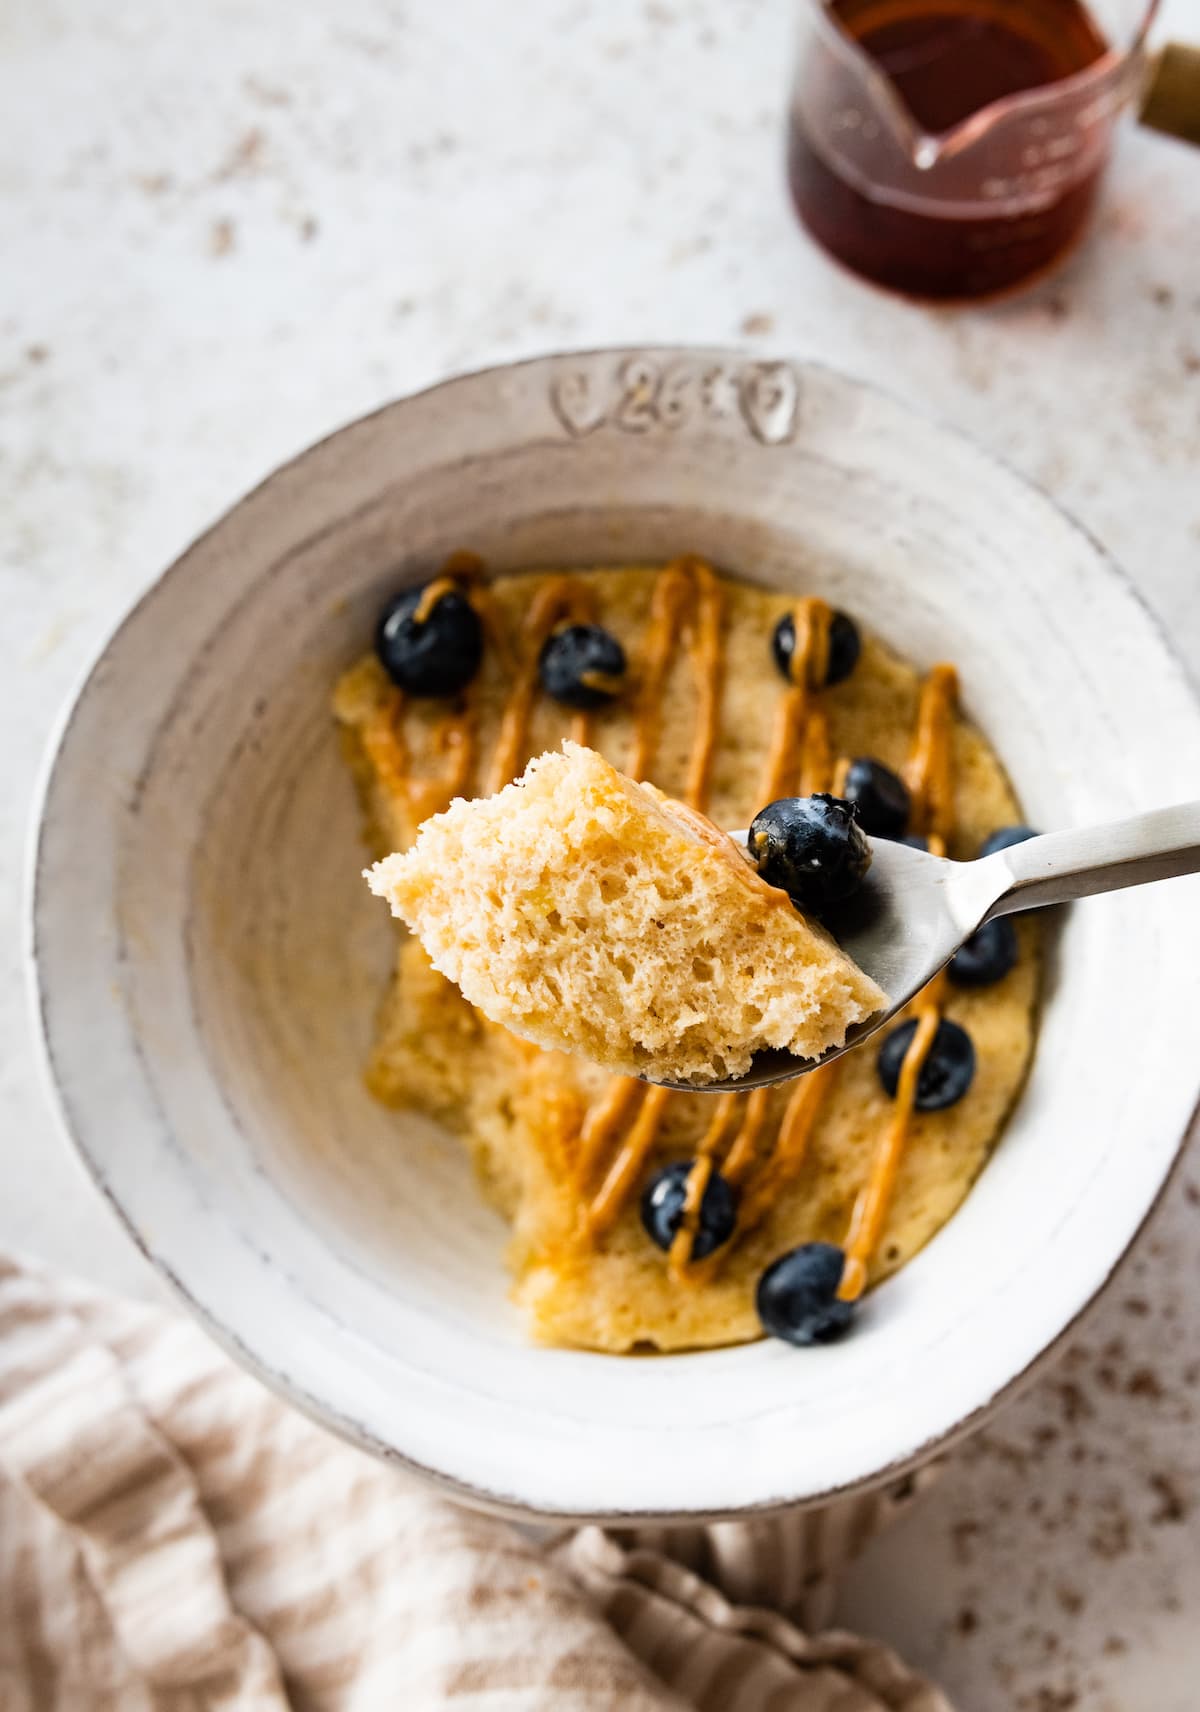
[664,799,1200,1093]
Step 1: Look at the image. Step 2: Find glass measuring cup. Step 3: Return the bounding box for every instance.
[788,0,1160,299]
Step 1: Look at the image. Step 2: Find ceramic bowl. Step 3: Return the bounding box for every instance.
[30,349,1200,1521]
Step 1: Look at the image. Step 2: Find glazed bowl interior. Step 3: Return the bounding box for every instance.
[32,351,1200,1519]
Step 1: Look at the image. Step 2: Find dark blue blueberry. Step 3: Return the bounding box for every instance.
[641,1161,738,1261]
[375,582,483,696]
[842,758,911,840]
[538,623,627,709]
[876,1017,975,1111]
[748,794,872,911]
[756,1242,856,1346]
[979,824,1038,859]
[949,917,1018,988]
[772,610,862,688]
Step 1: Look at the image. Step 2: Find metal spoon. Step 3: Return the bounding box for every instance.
[656,801,1200,1094]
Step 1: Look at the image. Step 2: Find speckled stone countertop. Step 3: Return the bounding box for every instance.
[3,1,1199,1704]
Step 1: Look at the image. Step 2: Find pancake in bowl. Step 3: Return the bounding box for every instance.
[334,555,1040,1352]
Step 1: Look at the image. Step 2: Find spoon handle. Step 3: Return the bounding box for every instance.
[989,801,1200,916]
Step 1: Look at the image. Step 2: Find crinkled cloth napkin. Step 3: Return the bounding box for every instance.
[0,1253,952,1711]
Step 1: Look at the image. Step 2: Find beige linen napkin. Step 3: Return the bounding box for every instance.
[0,1254,949,1711]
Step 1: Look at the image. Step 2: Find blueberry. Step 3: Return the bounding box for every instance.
[949,917,1018,988]
[538,624,627,710]
[979,824,1038,859]
[748,794,872,911]
[772,610,862,688]
[842,758,911,840]
[876,1017,975,1111]
[756,1242,856,1346]
[375,582,483,696]
[641,1161,738,1260]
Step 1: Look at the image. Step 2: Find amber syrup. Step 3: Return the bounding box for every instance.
[789,0,1111,299]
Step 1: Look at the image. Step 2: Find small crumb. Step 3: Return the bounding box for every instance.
[1126,1367,1164,1400]
[741,311,775,337]
[955,1607,979,1635]
[1122,1295,1151,1317]
[1183,350,1200,376]
[1032,1689,1078,1712]
[299,215,319,242]
[1055,1381,1092,1426]
[209,216,236,257]
[1055,1584,1084,1615]
[1152,284,1175,308]
[25,343,49,365]
[1044,293,1069,321]
[136,172,173,196]
[214,127,266,181]
[1149,1471,1187,1523]
[1089,1511,1131,1559]
[1184,1180,1200,1207]
[1102,1635,1128,1656]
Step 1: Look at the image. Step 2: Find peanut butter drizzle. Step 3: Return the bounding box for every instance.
[839,664,959,1303]
[665,1097,740,1272]
[760,598,832,805]
[581,557,727,1240]
[574,1074,645,1195]
[670,598,839,1278]
[411,575,458,626]
[625,556,725,801]
[487,578,596,794]
[362,556,492,832]
[586,1084,673,1234]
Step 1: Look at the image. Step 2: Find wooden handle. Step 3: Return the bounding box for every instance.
[1140,43,1200,148]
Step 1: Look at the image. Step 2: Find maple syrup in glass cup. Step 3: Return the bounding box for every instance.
[788,0,1160,299]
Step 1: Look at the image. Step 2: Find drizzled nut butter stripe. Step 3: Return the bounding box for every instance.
[359,553,489,834]
[760,596,832,806]
[671,597,840,1276]
[487,578,597,794]
[581,556,727,1239]
[838,663,959,1304]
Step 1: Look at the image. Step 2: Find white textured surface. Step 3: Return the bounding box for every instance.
[3,0,1199,1702]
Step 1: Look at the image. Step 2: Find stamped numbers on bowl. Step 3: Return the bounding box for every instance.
[549,355,801,445]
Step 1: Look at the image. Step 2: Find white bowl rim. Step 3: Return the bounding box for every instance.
[26,346,1200,1522]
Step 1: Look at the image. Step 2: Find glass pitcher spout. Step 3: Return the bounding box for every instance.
[803,0,1158,165]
